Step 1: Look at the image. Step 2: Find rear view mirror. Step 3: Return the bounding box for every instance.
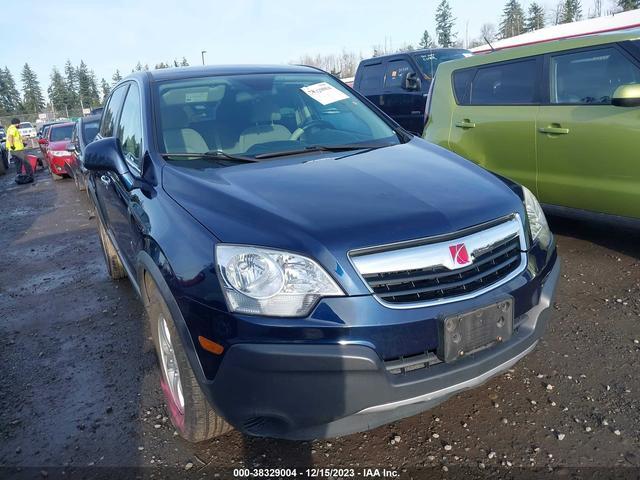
[403,72,421,91]
[612,84,640,107]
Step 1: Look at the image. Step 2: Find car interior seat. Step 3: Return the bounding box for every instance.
[161,105,209,153]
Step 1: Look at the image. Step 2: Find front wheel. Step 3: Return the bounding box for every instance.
[143,273,231,442]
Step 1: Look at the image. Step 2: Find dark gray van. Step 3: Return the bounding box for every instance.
[353,49,471,134]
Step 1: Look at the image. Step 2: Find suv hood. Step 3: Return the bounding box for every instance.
[163,139,525,260]
[49,140,71,151]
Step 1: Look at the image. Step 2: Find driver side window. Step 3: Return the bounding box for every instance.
[383,59,414,90]
[116,85,143,171]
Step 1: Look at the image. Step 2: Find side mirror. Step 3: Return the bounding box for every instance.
[612,84,640,107]
[38,138,48,146]
[66,142,76,153]
[403,72,421,91]
[84,137,130,176]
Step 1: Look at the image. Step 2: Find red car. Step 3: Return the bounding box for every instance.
[44,122,75,180]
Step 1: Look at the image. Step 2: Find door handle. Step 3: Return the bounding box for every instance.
[100,174,111,186]
[539,126,570,135]
[455,120,476,129]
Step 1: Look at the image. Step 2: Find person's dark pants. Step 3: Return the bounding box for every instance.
[11,150,33,176]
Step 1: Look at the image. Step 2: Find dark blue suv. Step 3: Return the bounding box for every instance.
[85,65,559,441]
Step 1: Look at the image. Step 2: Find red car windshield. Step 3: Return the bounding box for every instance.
[50,125,74,142]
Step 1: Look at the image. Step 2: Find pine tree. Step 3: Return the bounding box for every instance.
[76,61,100,109]
[499,0,525,39]
[435,0,456,47]
[21,63,45,114]
[0,67,22,114]
[617,0,640,10]
[47,67,68,113]
[100,78,111,101]
[180,57,189,67]
[561,0,582,23]
[112,70,122,85]
[525,3,546,31]
[64,59,79,108]
[419,30,436,49]
[135,61,143,71]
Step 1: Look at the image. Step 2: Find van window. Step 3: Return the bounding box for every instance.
[469,59,537,105]
[384,60,415,90]
[549,47,640,105]
[100,84,129,137]
[358,63,384,94]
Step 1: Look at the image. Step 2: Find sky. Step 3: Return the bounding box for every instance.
[0,0,560,99]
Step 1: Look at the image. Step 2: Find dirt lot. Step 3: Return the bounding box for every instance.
[1,166,639,479]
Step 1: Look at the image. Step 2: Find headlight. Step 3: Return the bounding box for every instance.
[51,150,69,157]
[522,186,551,247]
[216,245,344,317]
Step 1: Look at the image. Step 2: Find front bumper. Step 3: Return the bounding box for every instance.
[48,155,70,174]
[202,255,560,439]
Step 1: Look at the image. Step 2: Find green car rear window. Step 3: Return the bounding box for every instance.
[453,69,474,104]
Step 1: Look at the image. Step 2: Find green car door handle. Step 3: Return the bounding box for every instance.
[455,120,476,129]
[539,126,570,135]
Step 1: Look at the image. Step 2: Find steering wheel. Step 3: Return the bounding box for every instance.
[290,119,334,141]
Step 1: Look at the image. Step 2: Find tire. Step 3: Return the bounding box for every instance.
[143,272,231,442]
[97,220,126,280]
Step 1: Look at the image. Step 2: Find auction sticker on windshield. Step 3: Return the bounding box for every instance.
[301,82,349,105]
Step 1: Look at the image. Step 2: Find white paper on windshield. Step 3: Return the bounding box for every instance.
[301,82,349,105]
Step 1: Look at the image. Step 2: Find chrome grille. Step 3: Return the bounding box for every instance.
[350,215,527,308]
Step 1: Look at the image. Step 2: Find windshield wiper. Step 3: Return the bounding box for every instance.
[253,144,388,160]
[160,150,258,163]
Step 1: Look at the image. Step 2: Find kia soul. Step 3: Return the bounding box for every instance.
[84,65,560,441]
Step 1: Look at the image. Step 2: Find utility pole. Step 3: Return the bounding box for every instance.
[201,50,207,65]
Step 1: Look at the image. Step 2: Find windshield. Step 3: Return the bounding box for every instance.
[413,50,471,79]
[155,72,401,163]
[19,122,33,129]
[82,121,100,144]
[50,125,74,142]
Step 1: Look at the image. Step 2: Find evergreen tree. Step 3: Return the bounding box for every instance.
[180,57,189,67]
[617,0,639,10]
[64,59,79,108]
[135,61,143,71]
[76,61,100,109]
[499,0,525,38]
[112,70,122,85]
[47,67,68,113]
[525,3,546,31]
[435,0,456,47]
[0,67,22,114]
[100,78,111,101]
[21,63,45,113]
[560,0,582,23]
[419,30,436,49]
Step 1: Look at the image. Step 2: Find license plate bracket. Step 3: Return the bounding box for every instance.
[438,299,513,363]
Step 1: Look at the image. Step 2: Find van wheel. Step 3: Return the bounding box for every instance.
[97,220,126,280]
[143,273,231,442]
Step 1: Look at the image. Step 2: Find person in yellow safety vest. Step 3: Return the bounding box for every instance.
[6,117,31,176]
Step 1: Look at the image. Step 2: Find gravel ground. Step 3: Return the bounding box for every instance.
[0,166,639,479]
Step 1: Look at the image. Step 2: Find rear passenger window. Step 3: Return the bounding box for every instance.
[452,69,475,104]
[100,85,128,137]
[469,60,537,105]
[358,63,384,94]
[549,47,640,105]
[384,60,415,90]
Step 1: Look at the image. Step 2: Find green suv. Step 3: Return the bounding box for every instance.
[424,30,640,222]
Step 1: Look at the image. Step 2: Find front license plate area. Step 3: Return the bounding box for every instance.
[438,299,513,363]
